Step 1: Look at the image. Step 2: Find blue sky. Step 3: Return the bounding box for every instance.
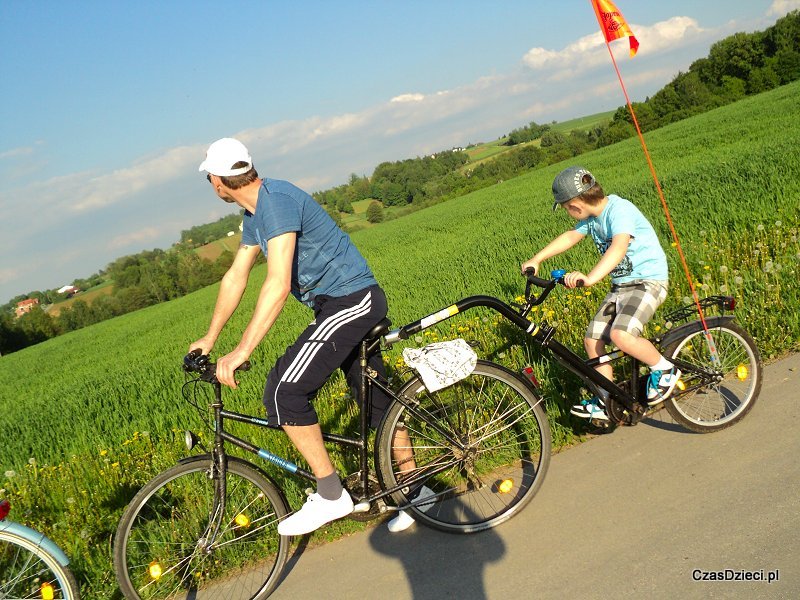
[1,0,797,302]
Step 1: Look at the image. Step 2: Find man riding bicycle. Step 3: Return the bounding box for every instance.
[191,138,396,535]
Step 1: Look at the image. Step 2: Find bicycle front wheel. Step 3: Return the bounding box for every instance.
[376,360,551,533]
[0,527,80,599]
[663,320,762,433]
[114,456,289,600]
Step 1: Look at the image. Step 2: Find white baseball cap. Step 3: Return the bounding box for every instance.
[198,138,253,176]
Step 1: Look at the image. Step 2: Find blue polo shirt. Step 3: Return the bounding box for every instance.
[241,178,378,306]
[574,194,668,284]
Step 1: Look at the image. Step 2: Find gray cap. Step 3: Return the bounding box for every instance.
[552,166,596,210]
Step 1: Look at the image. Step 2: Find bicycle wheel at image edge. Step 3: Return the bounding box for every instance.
[376,360,551,533]
[114,456,289,600]
[663,320,762,433]
[0,529,80,599]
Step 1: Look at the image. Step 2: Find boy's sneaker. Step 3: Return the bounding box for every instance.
[277,489,353,536]
[570,397,609,421]
[646,367,682,406]
[387,485,436,533]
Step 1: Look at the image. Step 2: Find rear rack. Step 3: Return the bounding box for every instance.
[662,295,736,325]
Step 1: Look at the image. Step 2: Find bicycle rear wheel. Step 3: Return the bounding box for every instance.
[114,456,289,600]
[0,527,80,599]
[376,360,551,533]
[663,320,762,433]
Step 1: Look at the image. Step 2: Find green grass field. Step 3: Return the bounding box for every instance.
[549,110,615,134]
[1,83,799,597]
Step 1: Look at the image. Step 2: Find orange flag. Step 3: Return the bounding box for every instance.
[591,0,639,57]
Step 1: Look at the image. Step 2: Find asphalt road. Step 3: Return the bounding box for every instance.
[268,353,799,600]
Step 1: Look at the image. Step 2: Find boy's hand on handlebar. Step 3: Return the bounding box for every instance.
[217,348,251,389]
[520,259,539,275]
[563,271,589,289]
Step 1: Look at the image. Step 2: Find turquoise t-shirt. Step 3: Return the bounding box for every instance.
[574,194,668,284]
[241,178,377,306]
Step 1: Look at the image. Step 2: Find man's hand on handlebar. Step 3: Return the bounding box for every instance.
[189,336,216,357]
[216,347,252,389]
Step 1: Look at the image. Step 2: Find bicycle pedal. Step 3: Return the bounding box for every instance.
[352,501,371,513]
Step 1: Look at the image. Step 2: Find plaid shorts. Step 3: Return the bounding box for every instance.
[585,280,668,342]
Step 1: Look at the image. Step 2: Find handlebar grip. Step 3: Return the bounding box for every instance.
[183,350,205,372]
[183,352,252,376]
[525,272,552,288]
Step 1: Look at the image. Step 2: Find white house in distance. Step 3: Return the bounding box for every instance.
[57,285,80,297]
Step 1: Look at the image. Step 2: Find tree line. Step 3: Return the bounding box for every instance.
[0,248,235,355]
[311,11,800,221]
[2,11,797,355]
[179,212,243,248]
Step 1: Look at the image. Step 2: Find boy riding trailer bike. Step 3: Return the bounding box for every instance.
[522,166,682,422]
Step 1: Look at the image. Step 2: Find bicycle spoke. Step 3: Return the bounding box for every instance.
[115,459,288,599]
[378,361,551,533]
[665,322,761,432]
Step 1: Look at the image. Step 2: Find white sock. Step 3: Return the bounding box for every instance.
[651,357,674,371]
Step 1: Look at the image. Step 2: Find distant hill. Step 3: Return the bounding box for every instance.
[46,281,114,317]
[194,232,242,262]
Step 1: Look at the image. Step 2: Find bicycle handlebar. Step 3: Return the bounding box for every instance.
[519,267,581,317]
[183,348,251,383]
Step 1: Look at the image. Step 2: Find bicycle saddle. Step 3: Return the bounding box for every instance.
[367,318,392,340]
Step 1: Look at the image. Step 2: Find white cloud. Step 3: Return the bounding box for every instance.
[0,146,35,160]
[2,16,712,230]
[108,226,163,250]
[74,145,200,212]
[768,0,800,16]
[391,93,426,103]
[523,16,705,76]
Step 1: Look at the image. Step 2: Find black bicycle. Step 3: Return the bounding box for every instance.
[113,285,555,599]
[113,269,760,599]
[516,269,761,432]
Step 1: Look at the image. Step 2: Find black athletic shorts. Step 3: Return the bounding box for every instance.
[263,285,391,427]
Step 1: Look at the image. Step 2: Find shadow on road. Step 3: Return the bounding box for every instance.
[368,515,505,599]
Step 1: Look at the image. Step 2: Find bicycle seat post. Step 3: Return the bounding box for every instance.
[357,339,370,496]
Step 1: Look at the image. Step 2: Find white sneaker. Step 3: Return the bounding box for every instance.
[387,485,435,533]
[570,397,609,421]
[277,489,353,536]
[646,367,682,405]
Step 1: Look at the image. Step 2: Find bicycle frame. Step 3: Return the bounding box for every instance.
[388,294,643,413]
[197,295,636,513]
[388,289,735,417]
[196,336,460,515]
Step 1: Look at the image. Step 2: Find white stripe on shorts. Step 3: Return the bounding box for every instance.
[281,291,373,384]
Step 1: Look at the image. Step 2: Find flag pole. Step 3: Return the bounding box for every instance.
[590,1,717,357]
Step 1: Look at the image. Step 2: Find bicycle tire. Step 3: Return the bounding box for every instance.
[0,527,80,599]
[663,320,762,433]
[114,456,289,600]
[375,360,551,533]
